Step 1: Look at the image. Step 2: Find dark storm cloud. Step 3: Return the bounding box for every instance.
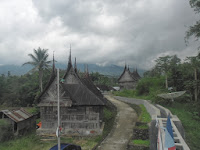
[0,0,199,69]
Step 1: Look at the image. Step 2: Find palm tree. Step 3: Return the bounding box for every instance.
[23,47,51,92]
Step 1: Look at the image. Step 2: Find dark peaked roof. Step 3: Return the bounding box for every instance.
[62,84,104,106]
[81,77,103,98]
[132,68,141,80]
[118,64,141,82]
[74,57,77,73]
[118,64,128,81]
[63,49,80,80]
[80,65,108,105]
[118,64,137,82]
[38,52,105,106]
[80,64,103,97]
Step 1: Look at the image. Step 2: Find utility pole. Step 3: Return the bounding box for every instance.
[57,68,61,150]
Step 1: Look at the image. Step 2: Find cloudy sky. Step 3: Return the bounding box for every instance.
[0,0,199,70]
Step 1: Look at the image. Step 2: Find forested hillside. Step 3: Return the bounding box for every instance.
[0,64,145,77]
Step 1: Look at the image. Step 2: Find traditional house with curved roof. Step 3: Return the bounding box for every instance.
[37,51,105,136]
[118,65,141,89]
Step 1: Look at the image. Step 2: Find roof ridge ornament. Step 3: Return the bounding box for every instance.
[53,51,55,73]
[67,44,72,71]
[74,57,77,73]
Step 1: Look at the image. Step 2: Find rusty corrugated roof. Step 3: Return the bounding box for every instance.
[1,108,33,123]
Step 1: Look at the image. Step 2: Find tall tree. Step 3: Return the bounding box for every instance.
[169,55,181,91]
[185,53,200,101]
[185,0,200,43]
[155,56,172,89]
[23,47,51,92]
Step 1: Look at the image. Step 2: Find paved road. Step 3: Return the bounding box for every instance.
[97,95,137,150]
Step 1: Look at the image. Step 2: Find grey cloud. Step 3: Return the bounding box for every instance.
[0,0,199,70]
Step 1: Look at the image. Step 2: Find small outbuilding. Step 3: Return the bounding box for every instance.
[0,108,35,135]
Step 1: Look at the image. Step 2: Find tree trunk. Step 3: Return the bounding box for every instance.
[194,68,198,102]
[165,74,168,89]
[39,70,43,92]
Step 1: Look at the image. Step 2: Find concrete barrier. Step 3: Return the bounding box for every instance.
[114,96,160,119]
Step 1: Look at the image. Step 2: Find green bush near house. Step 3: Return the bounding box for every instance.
[25,107,40,115]
[0,119,14,142]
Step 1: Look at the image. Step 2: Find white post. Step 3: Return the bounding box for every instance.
[57,68,61,150]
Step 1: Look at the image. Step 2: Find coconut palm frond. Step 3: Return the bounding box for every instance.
[28,54,39,63]
[46,60,52,64]
[22,61,37,66]
[23,47,51,92]
[27,66,39,74]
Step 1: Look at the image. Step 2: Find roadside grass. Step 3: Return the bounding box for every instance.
[138,105,151,123]
[113,89,153,100]
[0,106,116,150]
[127,103,151,129]
[132,139,150,146]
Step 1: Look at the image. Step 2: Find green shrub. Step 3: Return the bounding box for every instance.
[25,107,39,115]
[136,77,165,96]
[0,119,14,142]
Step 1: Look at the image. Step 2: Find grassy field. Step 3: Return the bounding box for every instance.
[0,106,116,150]
[113,89,153,100]
[0,133,100,150]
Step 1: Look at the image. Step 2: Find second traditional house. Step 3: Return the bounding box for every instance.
[37,52,105,136]
[118,64,141,89]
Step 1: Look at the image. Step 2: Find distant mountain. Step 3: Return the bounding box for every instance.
[0,63,146,77]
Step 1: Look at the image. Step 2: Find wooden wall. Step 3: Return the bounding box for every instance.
[40,106,103,130]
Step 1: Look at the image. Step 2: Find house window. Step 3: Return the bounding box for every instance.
[61,115,70,120]
[89,115,97,121]
[76,115,84,121]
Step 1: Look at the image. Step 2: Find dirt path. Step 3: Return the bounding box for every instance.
[97,95,137,150]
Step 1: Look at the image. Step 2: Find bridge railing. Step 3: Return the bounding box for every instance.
[157,117,190,150]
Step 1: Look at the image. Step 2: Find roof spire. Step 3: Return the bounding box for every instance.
[67,44,72,70]
[69,44,72,64]
[74,57,77,73]
[125,61,127,70]
[53,51,55,72]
